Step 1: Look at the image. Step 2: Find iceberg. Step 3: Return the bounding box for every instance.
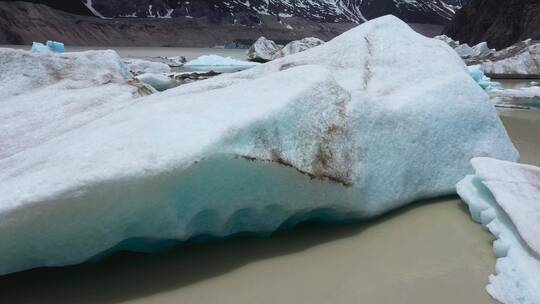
[273,37,325,59]
[0,16,518,275]
[468,65,500,91]
[246,37,282,62]
[482,41,540,76]
[136,73,176,91]
[457,158,540,304]
[185,55,259,67]
[46,41,65,53]
[435,35,495,62]
[247,37,325,62]
[124,58,171,75]
[31,42,51,54]
[31,41,65,54]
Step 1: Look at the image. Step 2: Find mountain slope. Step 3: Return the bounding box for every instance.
[2,0,93,15]
[0,1,354,46]
[83,0,464,25]
[443,0,540,49]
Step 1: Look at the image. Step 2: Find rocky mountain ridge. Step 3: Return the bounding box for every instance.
[443,0,540,49]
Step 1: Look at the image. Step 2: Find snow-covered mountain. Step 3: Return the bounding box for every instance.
[83,0,466,24]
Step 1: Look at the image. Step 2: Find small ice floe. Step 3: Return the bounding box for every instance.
[163,56,187,67]
[435,35,495,62]
[489,86,540,110]
[185,55,258,67]
[468,65,500,91]
[457,158,540,304]
[246,37,282,62]
[135,73,176,91]
[31,41,65,54]
[247,36,325,62]
[274,37,325,59]
[124,58,171,75]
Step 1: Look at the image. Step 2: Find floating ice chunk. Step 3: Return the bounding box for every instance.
[468,65,500,91]
[273,37,325,59]
[0,16,518,275]
[136,73,175,91]
[488,86,540,109]
[435,35,495,62]
[434,34,461,48]
[185,55,259,67]
[124,58,171,75]
[457,158,540,304]
[482,42,540,76]
[31,42,52,54]
[246,37,282,62]
[490,86,540,99]
[46,41,65,53]
[31,41,65,54]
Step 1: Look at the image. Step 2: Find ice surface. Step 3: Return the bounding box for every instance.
[136,73,175,91]
[0,16,518,275]
[185,55,259,67]
[457,158,540,304]
[0,48,147,159]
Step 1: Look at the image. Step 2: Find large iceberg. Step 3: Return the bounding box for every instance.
[0,16,518,275]
[457,158,540,304]
[482,40,540,76]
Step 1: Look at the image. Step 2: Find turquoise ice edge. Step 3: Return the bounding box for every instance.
[88,207,360,263]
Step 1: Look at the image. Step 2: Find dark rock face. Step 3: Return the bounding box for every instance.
[84,0,463,25]
[1,0,92,15]
[443,0,540,50]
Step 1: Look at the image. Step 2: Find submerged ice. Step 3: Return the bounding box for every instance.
[0,16,518,275]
